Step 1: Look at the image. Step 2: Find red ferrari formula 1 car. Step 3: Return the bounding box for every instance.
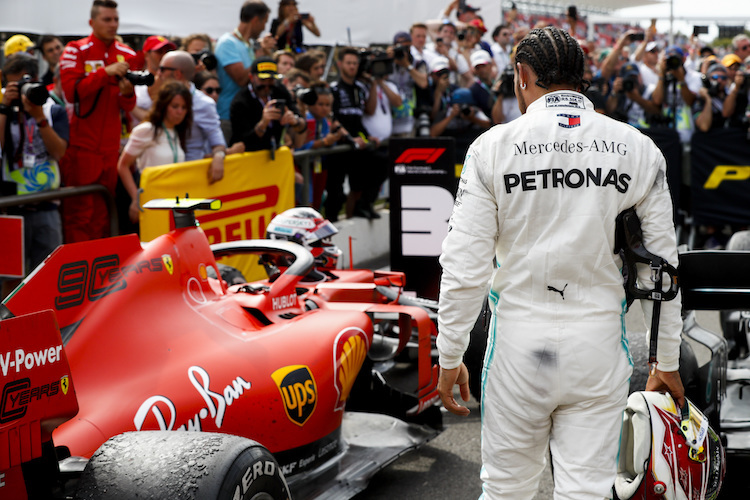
[0,198,441,499]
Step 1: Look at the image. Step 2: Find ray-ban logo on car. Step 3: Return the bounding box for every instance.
[272,365,317,426]
[557,114,581,129]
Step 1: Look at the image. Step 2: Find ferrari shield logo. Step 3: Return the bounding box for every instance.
[60,375,70,395]
[272,365,317,426]
[162,254,174,275]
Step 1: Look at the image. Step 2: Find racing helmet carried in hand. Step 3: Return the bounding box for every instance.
[266,208,342,269]
[615,391,725,500]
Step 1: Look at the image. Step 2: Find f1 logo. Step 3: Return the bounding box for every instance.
[395,148,446,164]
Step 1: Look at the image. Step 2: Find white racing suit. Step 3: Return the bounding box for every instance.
[437,91,682,500]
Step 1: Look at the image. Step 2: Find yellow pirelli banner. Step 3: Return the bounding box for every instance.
[139,147,295,279]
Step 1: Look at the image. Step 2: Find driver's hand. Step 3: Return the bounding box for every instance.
[438,363,471,416]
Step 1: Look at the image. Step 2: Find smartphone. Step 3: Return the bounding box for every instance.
[630,33,645,42]
[300,13,310,20]
[274,99,287,114]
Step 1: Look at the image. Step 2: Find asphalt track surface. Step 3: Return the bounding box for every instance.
[354,310,724,500]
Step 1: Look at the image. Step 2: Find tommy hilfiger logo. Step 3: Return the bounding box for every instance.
[557,114,580,129]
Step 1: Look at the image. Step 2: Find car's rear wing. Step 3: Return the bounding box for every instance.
[679,251,750,310]
[0,310,78,497]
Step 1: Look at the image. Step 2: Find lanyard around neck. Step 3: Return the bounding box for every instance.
[163,126,180,163]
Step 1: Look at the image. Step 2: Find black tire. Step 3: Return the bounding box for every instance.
[464,298,492,402]
[74,431,290,500]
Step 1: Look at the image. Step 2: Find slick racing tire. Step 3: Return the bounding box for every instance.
[74,431,290,500]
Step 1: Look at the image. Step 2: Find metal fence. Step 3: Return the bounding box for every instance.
[0,184,118,235]
[0,141,381,237]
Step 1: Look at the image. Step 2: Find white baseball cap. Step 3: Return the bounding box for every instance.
[645,41,659,53]
[431,56,450,73]
[470,50,492,68]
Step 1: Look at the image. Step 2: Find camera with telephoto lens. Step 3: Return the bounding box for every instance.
[392,44,413,65]
[666,55,682,71]
[497,64,515,98]
[124,70,155,86]
[191,50,217,71]
[358,49,394,78]
[701,73,723,98]
[621,77,638,93]
[16,74,49,107]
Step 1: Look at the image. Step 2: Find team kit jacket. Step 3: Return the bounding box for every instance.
[59,34,137,153]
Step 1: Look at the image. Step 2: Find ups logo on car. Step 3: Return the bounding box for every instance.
[272,365,317,426]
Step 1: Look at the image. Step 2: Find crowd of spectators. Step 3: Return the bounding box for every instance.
[2,0,750,288]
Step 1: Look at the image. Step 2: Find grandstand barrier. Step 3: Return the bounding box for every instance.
[0,184,117,236]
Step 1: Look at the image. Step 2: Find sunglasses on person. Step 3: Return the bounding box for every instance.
[711,74,727,81]
[203,86,222,95]
[740,44,750,51]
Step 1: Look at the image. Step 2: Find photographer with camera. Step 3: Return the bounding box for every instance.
[430,79,490,163]
[490,63,521,125]
[606,62,660,129]
[181,33,217,75]
[59,0,137,242]
[230,57,307,153]
[387,31,428,137]
[270,0,320,54]
[721,54,749,131]
[649,45,702,143]
[0,53,68,295]
[425,22,469,87]
[694,63,732,133]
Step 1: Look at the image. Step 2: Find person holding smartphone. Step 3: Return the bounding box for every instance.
[230,57,307,152]
[270,0,320,54]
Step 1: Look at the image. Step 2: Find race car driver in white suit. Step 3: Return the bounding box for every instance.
[436,26,685,500]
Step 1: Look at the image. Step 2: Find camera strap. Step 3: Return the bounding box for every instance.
[73,79,104,119]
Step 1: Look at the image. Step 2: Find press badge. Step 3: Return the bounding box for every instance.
[23,152,36,168]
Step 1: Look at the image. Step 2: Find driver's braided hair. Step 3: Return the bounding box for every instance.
[515,26,586,91]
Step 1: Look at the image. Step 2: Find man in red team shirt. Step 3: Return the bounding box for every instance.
[59,0,136,242]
